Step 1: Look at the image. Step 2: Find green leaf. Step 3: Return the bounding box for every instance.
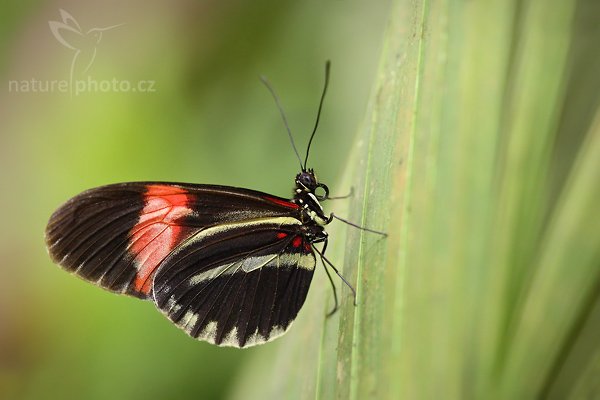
[229,0,600,399]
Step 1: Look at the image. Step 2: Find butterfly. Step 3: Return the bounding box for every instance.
[45,62,385,348]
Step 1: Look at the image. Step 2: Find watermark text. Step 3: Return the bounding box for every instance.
[8,77,156,95]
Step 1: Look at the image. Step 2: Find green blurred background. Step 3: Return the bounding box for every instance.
[0,1,390,399]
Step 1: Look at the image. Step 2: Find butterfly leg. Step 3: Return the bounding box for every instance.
[319,238,339,317]
[312,242,357,310]
[329,213,387,236]
[326,186,354,200]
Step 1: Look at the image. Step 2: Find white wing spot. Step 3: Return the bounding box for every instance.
[222,327,239,347]
[166,297,182,314]
[197,321,218,344]
[180,310,199,334]
[242,325,289,347]
[241,254,278,273]
[188,261,239,285]
[244,329,267,347]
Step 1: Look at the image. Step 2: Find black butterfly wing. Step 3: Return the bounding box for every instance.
[152,216,316,348]
[45,182,303,299]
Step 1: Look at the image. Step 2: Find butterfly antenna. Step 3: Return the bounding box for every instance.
[260,75,304,170]
[303,60,331,170]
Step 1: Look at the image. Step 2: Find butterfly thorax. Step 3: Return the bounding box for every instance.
[292,169,331,230]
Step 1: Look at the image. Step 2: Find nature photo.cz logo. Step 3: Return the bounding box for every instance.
[8,9,156,95]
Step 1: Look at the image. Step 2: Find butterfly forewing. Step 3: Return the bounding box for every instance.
[152,217,316,347]
[45,182,304,301]
[46,183,149,296]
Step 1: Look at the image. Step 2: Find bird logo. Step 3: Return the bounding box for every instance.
[49,9,122,90]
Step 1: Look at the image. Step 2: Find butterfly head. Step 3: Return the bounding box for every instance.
[295,169,329,200]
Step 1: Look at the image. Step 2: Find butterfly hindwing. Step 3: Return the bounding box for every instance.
[45,182,303,299]
[152,217,316,348]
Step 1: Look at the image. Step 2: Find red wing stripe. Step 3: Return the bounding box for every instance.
[130,185,194,294]
[263,196,300,210]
